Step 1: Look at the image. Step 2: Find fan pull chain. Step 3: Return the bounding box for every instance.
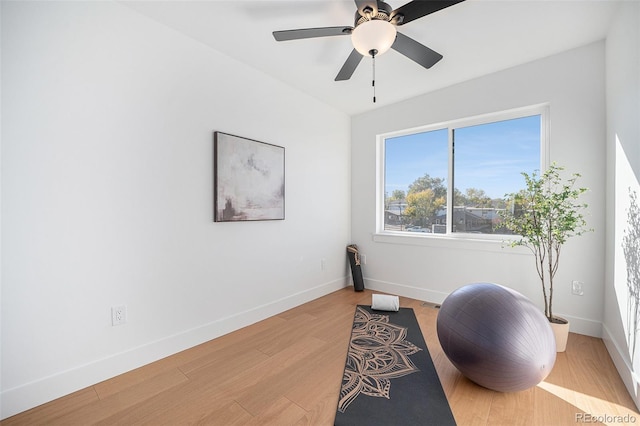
[371,49,377,103]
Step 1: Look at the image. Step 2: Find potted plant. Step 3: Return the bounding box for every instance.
[498,163,591,352]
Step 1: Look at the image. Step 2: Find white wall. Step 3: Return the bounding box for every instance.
[603,0,640,410]
[351,42,606,336]
[0,1,350,418]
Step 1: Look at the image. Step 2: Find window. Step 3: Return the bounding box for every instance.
[379,105,547,238]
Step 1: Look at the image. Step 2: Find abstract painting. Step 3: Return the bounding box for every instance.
[214,132,285,222]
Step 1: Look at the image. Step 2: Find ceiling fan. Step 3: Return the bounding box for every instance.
[273,0,466,82]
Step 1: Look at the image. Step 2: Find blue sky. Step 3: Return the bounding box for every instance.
[385,115,541,199]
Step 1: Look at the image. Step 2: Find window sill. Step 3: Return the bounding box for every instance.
[372,232,531,255]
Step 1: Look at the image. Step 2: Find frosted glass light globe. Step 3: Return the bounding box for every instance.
[351,20,397,57]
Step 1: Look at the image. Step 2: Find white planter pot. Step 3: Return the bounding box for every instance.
[550,317,570,352]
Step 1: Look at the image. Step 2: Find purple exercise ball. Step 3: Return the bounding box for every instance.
[436,282,556,392]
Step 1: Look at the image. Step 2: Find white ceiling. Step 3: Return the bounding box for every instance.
[121,0,621,116]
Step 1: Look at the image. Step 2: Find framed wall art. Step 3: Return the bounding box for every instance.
[214,132,285,222]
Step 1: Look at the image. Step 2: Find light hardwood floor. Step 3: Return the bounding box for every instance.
[3,288,639,425]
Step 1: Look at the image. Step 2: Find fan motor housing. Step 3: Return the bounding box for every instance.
[354,1,394,26]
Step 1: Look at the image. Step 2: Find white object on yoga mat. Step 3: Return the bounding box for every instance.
[371,294,400,311]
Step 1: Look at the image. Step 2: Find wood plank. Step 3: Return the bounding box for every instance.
[223,337,327,416]
[0,388,99,426]
[93,355,180,400]
[244,397,307,426]
[48,368,189,425]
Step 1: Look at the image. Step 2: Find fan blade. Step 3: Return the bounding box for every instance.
[390,0,465,26]
[355,0,378,17]
[335,49,363,81]
[392,32,443,69]
[273,26,352,41]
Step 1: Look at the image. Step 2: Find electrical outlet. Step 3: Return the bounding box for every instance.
[571,281,584,296]
[361,254,367,264]
[112,305,127,326]
[321,258,326,270]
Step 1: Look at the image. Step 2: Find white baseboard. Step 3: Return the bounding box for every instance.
[561,314,603,338]
[601,324,640,411]
[0,277,349,420]
[363,278,452,305]
[364,278,603,338]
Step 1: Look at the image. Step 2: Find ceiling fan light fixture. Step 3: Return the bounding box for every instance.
[351,20,397,57]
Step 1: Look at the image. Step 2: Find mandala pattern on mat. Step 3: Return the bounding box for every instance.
[338,306,423,413]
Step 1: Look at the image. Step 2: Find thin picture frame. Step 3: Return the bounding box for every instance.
[213,132,285,222]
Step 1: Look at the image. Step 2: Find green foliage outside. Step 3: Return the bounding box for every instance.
[385,173,508,230]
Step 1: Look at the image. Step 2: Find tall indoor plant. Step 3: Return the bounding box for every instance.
[498,163,591,351]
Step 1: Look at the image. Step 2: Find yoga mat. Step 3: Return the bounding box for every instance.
[335,305,457,426]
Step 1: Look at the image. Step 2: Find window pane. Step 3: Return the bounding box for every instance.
[384,129,448,233]
[452,115,540,234]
